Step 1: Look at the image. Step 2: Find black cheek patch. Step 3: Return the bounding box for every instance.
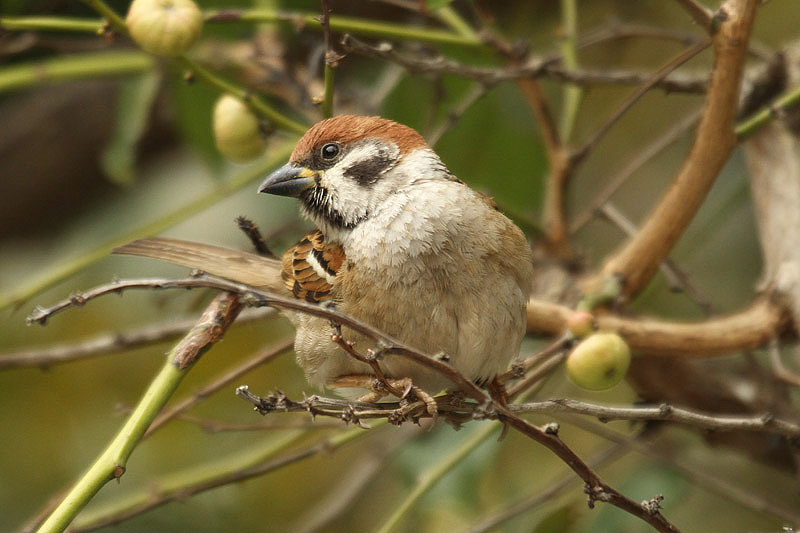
[343,152,395,185]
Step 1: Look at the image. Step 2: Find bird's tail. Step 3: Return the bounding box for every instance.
[113,237,284,293]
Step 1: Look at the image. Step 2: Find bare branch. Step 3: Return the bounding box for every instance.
[510,399,800,438]
[237,388,800,441]
[1,308,274,370]
[526,296,792,358]
[340,35,708,93]
[599,0,759,298]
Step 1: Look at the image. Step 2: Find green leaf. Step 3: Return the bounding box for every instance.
[101,70,160,185]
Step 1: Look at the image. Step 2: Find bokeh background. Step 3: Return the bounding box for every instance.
[2,1,799,531]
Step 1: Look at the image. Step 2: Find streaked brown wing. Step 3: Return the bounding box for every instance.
[282,230,345,303]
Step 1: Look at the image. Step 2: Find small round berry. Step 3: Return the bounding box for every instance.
[565,332,631,391]
[213,95,265,162]
[566,310,595,338]
[126,0,204,56]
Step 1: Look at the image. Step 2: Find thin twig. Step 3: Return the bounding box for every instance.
[506,351,568,399]
[768,340,800,388]
[497,334,573,385]
[490,410,680,532]
[570,38,711,164]
[235,216,276,258]
[566,416,800,526]
[569,107,703,233]
[736,82,800,140]
[426,83,489,146]
[597,203,713,312]
[469,440,631,533]
[340,35,708,93]
[558,0,582,141]
[143,337,294,437]
[318,0,338,118]
[0,308,274,369]
[236,389,800,440]
[672,0,715,32]
[510,399,800,438]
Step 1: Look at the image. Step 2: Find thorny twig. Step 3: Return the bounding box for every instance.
[235,388,800,440]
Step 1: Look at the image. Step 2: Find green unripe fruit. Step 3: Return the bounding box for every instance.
[566,332,631,391]
[126,0,204,56]
[213,95,265,162]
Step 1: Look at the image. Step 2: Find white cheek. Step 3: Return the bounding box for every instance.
[319,143,402,225]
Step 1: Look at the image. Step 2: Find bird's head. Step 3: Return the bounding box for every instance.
[258,115,450,242]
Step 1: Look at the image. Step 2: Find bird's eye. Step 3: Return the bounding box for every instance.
[320,143,341,161]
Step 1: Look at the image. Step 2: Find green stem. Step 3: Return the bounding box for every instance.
[82,0,127,30]
[173,56,307,134]
[558,0,581,141]
[433,6,478,40]
[211,9,483,47]
[0,143,296,311]
[36,350,195,532]
[736,84,800,140]
[72,425,370,529]
[322,62,335,118]
[0,50,152,93]
[377,423,501,533]
[0,16,103,32]
[3,10,483,47]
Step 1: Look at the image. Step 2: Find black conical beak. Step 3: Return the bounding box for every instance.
[258,164,316,197]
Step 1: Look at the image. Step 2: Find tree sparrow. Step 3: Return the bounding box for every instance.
[116,115,534,398]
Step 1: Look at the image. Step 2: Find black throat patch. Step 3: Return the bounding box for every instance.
[300,186,364,230]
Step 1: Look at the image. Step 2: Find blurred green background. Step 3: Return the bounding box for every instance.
[1,1,799,531]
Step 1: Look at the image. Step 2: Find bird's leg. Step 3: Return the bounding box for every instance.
[486,376,509,407]
[487,376,511,440]
[409,384,438,421]
[328,374,438,420]
[328,373,397,401]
